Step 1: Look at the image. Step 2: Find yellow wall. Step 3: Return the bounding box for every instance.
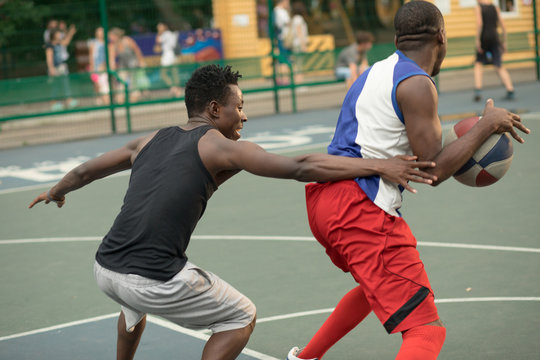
[212,0,260,59]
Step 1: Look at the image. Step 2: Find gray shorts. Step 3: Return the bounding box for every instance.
[94,261,256,333]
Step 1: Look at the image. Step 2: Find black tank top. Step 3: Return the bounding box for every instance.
[480,4,499,49]
[96,126,217,281]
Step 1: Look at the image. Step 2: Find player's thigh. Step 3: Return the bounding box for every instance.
[147,262,256,333]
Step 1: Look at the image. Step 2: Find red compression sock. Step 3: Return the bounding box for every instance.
[395,325,446,360]
[299,286,371,359]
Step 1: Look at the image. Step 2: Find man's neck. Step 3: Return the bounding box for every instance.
[400,48,436,77]
[187,115,216,128]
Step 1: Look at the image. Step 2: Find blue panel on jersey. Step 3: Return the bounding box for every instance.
[328,67,373,158]
[355,175,381,203]
[478,134,512,168]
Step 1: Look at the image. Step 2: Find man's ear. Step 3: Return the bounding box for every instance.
[208,100,220,118]
[394,35,398,48]
[437,28,446,44]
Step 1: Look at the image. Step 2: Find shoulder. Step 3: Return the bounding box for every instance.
[199,128,230,150]
[396,75,437,109]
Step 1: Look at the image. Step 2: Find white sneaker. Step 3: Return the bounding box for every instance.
[287,347,318,360]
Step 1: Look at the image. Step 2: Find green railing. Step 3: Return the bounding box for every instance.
[1,33,538,134]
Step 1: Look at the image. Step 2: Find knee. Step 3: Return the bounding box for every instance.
[244,302,257,335]
[248,314,256,334]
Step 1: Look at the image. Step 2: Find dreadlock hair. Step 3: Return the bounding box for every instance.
[394,0,444,51]
[185,65,242,118]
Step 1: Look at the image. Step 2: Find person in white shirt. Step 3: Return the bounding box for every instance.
[289,1,309,83]
[273,0,291,84]
[155,22,182,97]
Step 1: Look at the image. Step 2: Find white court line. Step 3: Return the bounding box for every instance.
[1,235,539,254]
[255,297,540,323]
[0,312,278,360]
[145,316,279,360]
[2,297,539,343]
[0,313,118,341]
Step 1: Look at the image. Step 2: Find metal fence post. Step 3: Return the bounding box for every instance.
[99,0,117,133]
[267,0,280,113]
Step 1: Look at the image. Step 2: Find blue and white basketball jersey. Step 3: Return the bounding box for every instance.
[328,50,434,216]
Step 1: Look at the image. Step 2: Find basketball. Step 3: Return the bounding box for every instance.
[443,116,513,187]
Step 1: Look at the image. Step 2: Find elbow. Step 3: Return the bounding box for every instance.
[291,155,316,182]
[429,168,452,187]
[72,163,93,183]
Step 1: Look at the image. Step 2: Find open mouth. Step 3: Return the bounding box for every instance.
[235,127,242,138]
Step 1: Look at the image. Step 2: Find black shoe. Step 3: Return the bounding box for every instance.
[504,91,515,101]
[473,94,482,102]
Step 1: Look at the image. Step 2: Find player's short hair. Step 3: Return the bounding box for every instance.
[355,31,374,45]
[394,0,444,50]
[185,65,242,118]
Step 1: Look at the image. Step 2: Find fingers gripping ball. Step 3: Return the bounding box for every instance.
[444,116,513,187]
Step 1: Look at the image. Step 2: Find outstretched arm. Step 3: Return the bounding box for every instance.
[199,130,437,193]
[398,75,528,186]
[29,132,156,208]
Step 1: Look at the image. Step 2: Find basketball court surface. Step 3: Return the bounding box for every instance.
[1,83,539,359]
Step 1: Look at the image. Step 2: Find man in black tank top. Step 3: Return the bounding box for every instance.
[473,0,515,102]
[29,65,440,360]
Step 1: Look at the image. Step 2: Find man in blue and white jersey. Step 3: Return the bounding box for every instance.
[288,1,529,360]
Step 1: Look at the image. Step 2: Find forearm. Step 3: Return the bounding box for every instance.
[49,165,91,198]
[292,153,381,182]
[428,122,493,184]
[50,154,132,198]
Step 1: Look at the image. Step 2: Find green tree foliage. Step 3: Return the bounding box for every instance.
[0,0,51,47]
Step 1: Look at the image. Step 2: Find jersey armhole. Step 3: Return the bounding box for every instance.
[391,73,434,124]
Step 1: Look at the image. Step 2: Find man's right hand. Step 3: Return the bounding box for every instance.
[480,99,530,143]
[379,155,437,194]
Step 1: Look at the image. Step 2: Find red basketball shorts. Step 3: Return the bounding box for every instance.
[305,180,439,334]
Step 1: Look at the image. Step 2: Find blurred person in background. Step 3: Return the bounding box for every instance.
[45,27,78,111]
[89,27,113,105]
[289,1,309,84]
[109,27,146,103]
[473,0,514,102]
[273,0,291,85]
[155,22,182,98]
[335,30,374,89]
[43,19,58,44]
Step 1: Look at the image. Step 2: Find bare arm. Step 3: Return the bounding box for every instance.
[199,130,437,192]
[88,42,96,71]
[45,47,56,75]
[348,62,358,81]
[398,75,528,186]
[29,132,157,208]
[475,5,483,52]
[60,25,76,47]
[108,43,116,70]
[359,57,369,75]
